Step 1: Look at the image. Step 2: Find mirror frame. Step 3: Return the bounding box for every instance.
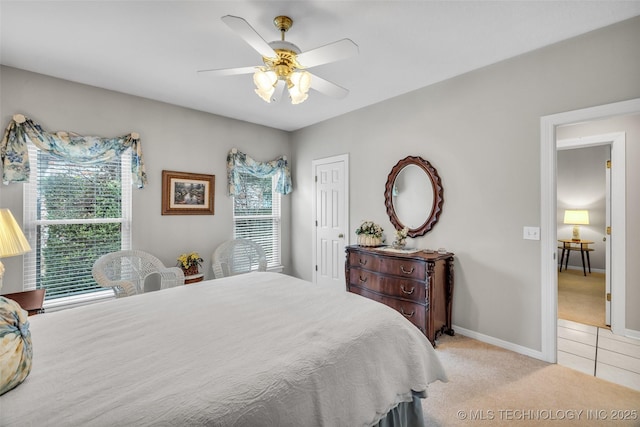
[384,155,444,238]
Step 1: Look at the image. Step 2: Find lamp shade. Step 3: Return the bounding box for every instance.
[563,209,589,225]
[0,209,31,258]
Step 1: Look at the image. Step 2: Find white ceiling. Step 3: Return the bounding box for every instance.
[1,1,639,132]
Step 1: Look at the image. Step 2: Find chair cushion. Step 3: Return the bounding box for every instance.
[0,296,33,396]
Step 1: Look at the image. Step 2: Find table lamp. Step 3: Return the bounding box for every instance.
[563,209,589,241]
[0,209,31,292]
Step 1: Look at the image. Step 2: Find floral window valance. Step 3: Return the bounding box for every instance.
[227,149,292,196]
[1,114,147,188]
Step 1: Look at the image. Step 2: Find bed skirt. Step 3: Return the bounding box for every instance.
[375,391,425,427]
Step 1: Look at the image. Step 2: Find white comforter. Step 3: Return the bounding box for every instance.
[1,272,446,426]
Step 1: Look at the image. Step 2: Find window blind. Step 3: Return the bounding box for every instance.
[23,142,131,300]
[233,174,281,268]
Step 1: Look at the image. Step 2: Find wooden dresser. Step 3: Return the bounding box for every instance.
[345,245,454,346]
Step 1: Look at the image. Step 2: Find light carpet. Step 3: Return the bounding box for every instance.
[422,334,640,426]
[558,269,606,328]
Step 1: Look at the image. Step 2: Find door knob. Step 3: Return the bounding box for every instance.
[338,233,344,238]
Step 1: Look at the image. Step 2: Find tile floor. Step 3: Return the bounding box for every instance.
[558,318,640,391]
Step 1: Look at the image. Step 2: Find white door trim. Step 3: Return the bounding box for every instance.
[605,149,612,326]
[540,98,639,363]
[311,154,349,284]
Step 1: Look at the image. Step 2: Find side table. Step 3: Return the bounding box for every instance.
[184,273,204,284]
[558,239,594,276]
[2,289,46,315]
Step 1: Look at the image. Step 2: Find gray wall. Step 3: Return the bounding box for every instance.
[290,17,640,351]
[0,66,292,292]
[557,145,609,270]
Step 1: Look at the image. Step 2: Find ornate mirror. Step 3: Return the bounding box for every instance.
[384,156,444,237]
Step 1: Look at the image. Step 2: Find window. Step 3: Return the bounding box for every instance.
[23,142,131,302]
[233,173,281,268]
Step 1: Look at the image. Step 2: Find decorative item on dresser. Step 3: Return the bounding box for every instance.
[345,245,454,346]
[354,220,384,247]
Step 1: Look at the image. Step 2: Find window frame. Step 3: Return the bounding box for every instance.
[23,142,132,310]
[232,174,282,270]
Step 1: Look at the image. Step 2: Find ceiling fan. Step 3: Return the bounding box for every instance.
[198,15,359,105]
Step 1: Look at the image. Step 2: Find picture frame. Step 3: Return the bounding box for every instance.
[162,170,215,215]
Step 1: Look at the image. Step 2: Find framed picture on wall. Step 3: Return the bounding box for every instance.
[162,170,215,215]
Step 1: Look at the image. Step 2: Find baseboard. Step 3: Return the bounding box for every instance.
[451,325,546,361]
[450,325,640,363]
[624,328,640,341]
[561,265,605,274]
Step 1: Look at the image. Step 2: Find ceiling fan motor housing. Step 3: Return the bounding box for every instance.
[264,41,303,80]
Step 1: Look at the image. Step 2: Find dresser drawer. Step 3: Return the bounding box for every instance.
[349,268,425,302]
[348,251,380,272]
[350,287,426,333]
[349,251,426,280]
[378,257,426,280]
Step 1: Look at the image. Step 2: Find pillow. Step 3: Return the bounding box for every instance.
[0,296,33,395]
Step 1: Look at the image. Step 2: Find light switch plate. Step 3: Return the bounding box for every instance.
[523,226,540,240]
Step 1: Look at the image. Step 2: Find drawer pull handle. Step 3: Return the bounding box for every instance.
[401,286,415,295]
[358,258,368,266]
[400,307,415,318]
[358,275,367,283]
[400,265,415,275]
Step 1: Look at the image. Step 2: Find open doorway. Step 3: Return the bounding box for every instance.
[540,98,639,364]
[556,142,610,329]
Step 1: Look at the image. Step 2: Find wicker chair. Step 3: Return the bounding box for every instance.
[92,250,185,298]
[211,239,267,279]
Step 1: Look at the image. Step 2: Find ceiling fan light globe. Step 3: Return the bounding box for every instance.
[290,94,308,105]
[253,69,277,91]
[255,87,275,103]
[288,83,302,98]
[289,87,308,104]
[290,71,312,94]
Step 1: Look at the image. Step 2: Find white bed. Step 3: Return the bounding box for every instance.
[1,272,446,426]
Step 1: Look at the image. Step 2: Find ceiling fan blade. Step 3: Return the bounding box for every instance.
[309,73,349,99]
[221,15,277,59]
[197,66,258,76]
[297,39,359,68]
